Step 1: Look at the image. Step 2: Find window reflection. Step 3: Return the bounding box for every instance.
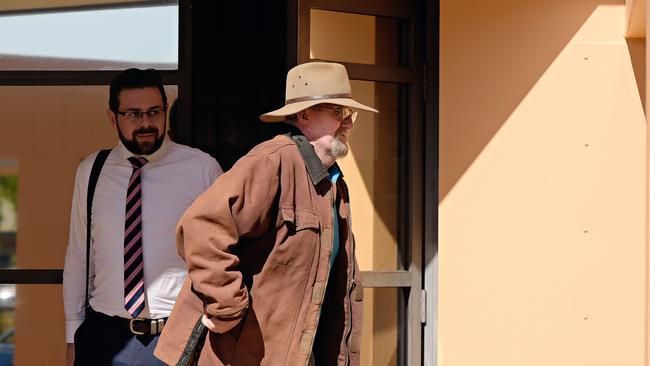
[310,9,399,66]
[0,85,177,364]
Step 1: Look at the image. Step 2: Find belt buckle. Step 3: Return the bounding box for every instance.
[153,318,165,334]
[129,318,146,335]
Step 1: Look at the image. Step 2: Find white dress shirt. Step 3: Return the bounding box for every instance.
[63,138,222,343]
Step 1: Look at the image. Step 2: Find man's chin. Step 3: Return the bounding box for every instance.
[331,139,349,159]
[121,137,163,155]
[137,142,156,155]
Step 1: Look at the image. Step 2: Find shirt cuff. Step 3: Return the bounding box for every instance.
[203,314,241,333]
[65,319,84,344]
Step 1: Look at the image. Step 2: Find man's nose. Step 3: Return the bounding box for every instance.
[138,114,153,127]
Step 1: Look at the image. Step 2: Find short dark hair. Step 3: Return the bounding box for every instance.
[109,68,167,112]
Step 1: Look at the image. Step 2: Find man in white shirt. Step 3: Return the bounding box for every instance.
[63,68,222,366]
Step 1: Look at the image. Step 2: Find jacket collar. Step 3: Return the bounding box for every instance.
[285,130,343,186]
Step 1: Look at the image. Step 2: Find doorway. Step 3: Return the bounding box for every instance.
[189,1,433,365]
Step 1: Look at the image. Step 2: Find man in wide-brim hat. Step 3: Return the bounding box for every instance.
[155,62,377,366]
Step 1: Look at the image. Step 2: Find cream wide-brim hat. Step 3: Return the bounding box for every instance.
[260,62,379,123]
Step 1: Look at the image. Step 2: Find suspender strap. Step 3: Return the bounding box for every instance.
[85,149,111,317]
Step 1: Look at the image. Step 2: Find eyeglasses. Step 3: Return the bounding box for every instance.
[115,109,165,122]
[314,105,358,123]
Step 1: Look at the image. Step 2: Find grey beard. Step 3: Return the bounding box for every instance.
[330,137,348,159]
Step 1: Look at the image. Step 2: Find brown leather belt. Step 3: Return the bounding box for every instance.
[89,310,167,335]
[126,317,166,335]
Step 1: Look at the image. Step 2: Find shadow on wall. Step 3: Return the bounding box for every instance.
[440,0,624,202]
[626,38,645,113]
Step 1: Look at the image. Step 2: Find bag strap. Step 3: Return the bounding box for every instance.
[176,314,208,366]
[84,149,111,317]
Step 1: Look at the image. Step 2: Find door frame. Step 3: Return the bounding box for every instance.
[423,0,439,365]
[288,0,433,364]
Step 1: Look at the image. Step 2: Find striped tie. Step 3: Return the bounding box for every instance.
[124,156,148,318]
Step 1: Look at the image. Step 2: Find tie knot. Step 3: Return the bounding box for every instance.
[128,156,148,169]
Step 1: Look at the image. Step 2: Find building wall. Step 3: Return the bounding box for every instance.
[439,1,647,365]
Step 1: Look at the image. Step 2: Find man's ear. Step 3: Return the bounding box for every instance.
[297,109,310,125]
[106,109,117,129]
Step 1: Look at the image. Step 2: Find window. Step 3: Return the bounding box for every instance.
[0,165,17,364]
[303,2,423,364]
[0,4,179,70]
[0,2,183,364]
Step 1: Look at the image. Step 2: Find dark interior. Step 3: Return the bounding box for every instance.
[190,1,294,170]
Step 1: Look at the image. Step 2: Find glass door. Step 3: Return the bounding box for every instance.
[0,2,184,364]
[290,1,426,364]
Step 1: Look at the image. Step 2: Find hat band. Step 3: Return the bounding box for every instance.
[285,93,352,105]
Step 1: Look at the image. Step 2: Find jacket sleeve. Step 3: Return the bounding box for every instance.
[176,152,279,333]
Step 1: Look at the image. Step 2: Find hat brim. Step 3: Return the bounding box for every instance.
[259,98,379,123]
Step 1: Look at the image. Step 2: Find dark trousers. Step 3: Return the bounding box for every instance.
[73,310,166,366]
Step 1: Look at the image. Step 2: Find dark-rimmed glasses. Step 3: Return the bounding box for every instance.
[115,109,165,122]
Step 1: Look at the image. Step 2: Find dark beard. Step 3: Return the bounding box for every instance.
[118,126,164,155]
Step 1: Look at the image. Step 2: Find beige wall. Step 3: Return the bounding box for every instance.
[440,1,647,365]
[0,85,176,365]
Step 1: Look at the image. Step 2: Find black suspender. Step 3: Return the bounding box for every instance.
[84,149,111,316]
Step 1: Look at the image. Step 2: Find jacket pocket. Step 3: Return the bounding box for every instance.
[280,206,319,232]
[272,207,320,269]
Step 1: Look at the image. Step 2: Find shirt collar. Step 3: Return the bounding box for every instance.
[116,136,171,163]
[328,164,342,184]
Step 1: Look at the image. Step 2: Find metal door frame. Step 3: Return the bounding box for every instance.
[289,1,432,364]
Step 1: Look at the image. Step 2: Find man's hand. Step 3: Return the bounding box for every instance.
[201,314,217,332]
[66,343,75,366]
[201,314,244,334]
